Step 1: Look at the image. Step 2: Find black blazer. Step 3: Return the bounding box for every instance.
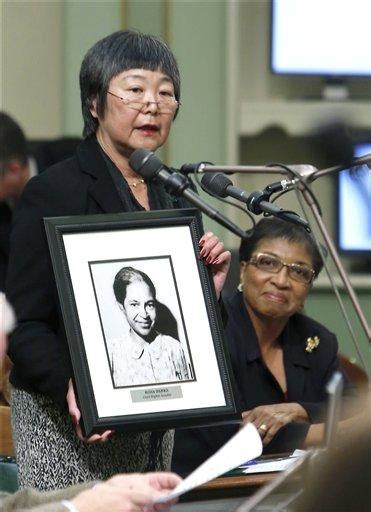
[0,202,12,291]
[172,291,356,475]
[1,140,80,292]
[6,137,192,407]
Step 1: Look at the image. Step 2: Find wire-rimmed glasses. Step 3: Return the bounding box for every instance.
[248,252,315,285]
[107,90,180,114]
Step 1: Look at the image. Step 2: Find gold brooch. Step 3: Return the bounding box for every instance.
[305,336,320,353]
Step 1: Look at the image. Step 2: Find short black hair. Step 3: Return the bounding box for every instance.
[239,218,324,277]
[80,29,181,138]
[0,112,28,168]
[113,266,156,306]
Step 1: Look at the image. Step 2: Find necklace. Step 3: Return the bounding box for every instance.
[96,133,146,188]
[126,177,145,188]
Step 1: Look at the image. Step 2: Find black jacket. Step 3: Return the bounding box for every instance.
[6,137,192,407]
[1,139,81,292]
[172,291,356,475]
[0,202,12,291]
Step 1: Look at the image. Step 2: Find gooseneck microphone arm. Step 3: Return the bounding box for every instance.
[248,191,309,230]
[309,153,371,181]
[180,153,371,178]
[128,149,249,240]
[201,172,310,231]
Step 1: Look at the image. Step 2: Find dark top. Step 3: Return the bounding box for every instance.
[1,139,81,292]
[0,202,12,291]
[172,291,356,476]
[6,137,193,407]
[28,137,81,173]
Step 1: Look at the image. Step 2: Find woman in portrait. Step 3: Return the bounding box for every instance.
[110,266,190,386]
[6,30,230,489]
[172,217,360,475]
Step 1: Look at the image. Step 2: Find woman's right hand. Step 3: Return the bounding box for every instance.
[241,402,309,446]
[199,232,231,300]
[67,379,114,443]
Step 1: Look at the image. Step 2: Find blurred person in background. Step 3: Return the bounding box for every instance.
[0,111,80,291]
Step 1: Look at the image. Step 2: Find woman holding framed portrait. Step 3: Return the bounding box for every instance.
[6,30,231,490]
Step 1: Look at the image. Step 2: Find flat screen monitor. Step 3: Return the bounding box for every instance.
[271,0,371,77]
[337,142,371,255]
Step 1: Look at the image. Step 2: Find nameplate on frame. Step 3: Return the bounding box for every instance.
[131,386,183,403]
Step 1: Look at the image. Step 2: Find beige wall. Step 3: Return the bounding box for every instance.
[1,1,64,138]
[63,1,122,136]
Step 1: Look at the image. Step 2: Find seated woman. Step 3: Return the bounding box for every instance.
[110,266,190,386]
[172,217,359,475]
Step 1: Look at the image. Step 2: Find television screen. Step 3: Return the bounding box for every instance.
[271,0,371,77]
[337,142,371,254]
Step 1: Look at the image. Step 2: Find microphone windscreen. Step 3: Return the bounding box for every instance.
[201,172,232,198]
[129,148,157,178]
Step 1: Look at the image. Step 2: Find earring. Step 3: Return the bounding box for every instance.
[237,283,243,292]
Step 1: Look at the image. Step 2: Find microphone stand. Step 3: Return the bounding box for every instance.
[199,158,371,345]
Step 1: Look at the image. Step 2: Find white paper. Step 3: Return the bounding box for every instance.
[242,449,306,474]
[154,422,262,504]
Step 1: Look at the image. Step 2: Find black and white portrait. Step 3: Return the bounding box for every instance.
[89,256,194,388]
[46,211,237,434]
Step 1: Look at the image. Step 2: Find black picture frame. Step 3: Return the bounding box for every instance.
[45,209,237,436]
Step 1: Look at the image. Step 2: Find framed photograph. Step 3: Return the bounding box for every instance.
[45,209,238,436]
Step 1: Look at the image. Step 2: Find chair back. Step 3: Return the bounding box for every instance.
[0,405,15,456]
[338,353,369,393]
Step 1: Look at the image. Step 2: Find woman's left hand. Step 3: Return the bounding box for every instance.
[242,403,309,446]
[199,232,231,300]
[67,379,114,443]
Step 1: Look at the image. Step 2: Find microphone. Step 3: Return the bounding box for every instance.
[129,149,249,240]
[201,172,310,231]
[179,161,236,175]
[179,162,214,175]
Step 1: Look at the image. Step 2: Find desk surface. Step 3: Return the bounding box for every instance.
[179,454,307,509]
[200,473,274,491]
[181,472,276,502]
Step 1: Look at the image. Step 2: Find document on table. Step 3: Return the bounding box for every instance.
[154,422,262,504]
[241,449,306,474]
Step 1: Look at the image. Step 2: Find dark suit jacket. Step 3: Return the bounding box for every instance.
[172,291,356,475]
[6,137,192,407]
[0,202,12,291]
[28,137,81,173]
[0,139,81,292]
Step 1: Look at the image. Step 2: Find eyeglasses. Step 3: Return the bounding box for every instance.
[107,90,180,114]
[248,252,315,285]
